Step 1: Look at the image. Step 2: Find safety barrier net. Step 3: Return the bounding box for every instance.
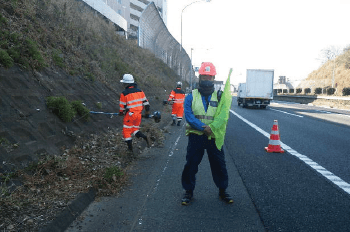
[138,2,194,85]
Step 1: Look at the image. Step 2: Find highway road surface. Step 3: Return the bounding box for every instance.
[66,97,350,232]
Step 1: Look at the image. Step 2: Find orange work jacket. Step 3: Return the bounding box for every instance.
[168,87,185,104]
[119,84,149,114]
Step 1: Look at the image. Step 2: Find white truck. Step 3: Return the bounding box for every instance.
[237,69,274,108]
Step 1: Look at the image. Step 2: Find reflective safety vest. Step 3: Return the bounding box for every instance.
[168,88,185,104]
[186,89,218,136]
[119,84,149,113]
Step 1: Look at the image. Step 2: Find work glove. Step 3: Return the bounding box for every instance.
[202,125,213,137]
[119,111,124,116]
[145,111,150,118]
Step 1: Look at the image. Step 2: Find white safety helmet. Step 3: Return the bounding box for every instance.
[176,81,182,88]
[120,74,134,83]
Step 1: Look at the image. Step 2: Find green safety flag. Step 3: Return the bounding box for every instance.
[209,68,233,150]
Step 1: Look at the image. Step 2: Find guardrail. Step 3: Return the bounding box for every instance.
[274,94,350,110]
[275,94,350,101]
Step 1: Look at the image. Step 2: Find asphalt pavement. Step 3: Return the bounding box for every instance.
[42,122,265,232]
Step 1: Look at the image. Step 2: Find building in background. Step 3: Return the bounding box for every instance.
[102,0,167,38]
[273,76,300,94]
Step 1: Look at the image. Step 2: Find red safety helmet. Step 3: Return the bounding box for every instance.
[198,62,217,76]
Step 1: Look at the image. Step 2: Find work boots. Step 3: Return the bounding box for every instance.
[135,131,151,148]
[181,190,193,206]
[145,135,151,148]
[171,120,176,126]
[219,189,234,204]
[177,120,181,126]
[126,140,133,151]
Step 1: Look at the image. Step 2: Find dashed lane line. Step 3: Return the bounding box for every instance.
[269,108,304,118]
[131,132,183,230]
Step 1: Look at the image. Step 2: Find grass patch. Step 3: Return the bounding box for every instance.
[52,49,65,68]
[95,102,102,109]
[0,49,14,68]
[103,166,124,184]
[46,96,76,122]
[46,96,90,122]
[71,100,90,121]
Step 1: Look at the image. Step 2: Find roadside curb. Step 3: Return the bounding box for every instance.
[39,188,96,232]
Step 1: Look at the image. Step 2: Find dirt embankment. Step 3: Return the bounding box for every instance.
[0,64,175,232]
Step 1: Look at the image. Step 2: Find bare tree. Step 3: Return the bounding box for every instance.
[319,45,343,64]
[318,46,343,88]
[343,44,350,53]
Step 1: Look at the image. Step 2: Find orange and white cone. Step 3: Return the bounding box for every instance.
[265,120,284,153]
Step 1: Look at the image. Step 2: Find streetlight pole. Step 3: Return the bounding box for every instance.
[180,0,211,51]
[332,58,335,88]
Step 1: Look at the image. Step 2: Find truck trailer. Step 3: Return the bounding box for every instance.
[237,69,274,108]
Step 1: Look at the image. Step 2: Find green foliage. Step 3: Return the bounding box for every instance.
[304,88,311,94]
[84,72,95,82]
[95,102,102,109]
[114,58,132,76]
[25,38,46,69]
[289,89,294,93]
[103,166,124,184]
[9,32,20,44]
[0,171,18,197]
[0,27,46,70]
[296,88,302,94]
[69,69,78,76]
[342,87,350,96]
[52,49,65,68]
[46,96,76,122]
[0,49,14,68]
[7,46,21,62]
[0,136,9,146]
[0,172,17,183]
[314,88,323,94]
[46,97,90,122]
[326,88,336,95]
[71,100,90,121]
[0,13,7,25]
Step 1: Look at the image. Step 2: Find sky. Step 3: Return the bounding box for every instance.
[166,0,350,85]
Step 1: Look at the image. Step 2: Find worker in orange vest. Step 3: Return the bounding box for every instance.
[119,74,151,152]
[168,81,186,126]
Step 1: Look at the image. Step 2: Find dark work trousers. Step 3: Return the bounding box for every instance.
[181,133,229,191]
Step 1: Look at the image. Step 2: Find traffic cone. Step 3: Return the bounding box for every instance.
[265,120,284,153]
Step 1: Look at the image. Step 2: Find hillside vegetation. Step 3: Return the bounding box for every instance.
[299,48,350,95]
[0,0,181,231]
[0,0,182,93]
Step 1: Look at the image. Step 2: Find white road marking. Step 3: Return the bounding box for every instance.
[132,133,182,230]
[270,108,304,118]
[317,110,332,114]
[230,109,350,195]
[316,110,350,118]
